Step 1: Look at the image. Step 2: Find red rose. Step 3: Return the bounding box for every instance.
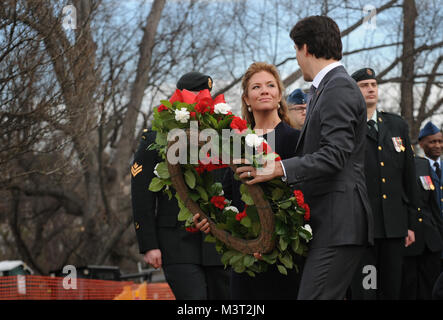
[235,208,247,221]
[275,154,281,161]
[230,116,248,134]
[257,141,272,154]
[293,190,304,206]
[302,203,310,221]
[210,196,226,210]
[190,111,196,118]
[157,104,168,112]
[195,97,214,114]
[186,226,199,233]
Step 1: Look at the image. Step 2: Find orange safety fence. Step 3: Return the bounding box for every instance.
[0,275,175,300]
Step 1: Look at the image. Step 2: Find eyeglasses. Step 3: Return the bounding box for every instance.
[288,106,306,112]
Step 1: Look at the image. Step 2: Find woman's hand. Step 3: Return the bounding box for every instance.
[193,213,211,234]
[144,249,162,269]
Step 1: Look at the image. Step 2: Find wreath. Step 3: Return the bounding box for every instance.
[148,89,312,276]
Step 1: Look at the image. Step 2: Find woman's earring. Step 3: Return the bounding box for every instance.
[247,106,252,112]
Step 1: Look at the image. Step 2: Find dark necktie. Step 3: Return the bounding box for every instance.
[434,162,441,178]
[306,85,316,115]
[367,119,378,141]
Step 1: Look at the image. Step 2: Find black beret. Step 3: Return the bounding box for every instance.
[176,71,213,92]
[351,68,376,82]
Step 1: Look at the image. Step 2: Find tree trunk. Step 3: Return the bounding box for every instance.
[400,0,417,136]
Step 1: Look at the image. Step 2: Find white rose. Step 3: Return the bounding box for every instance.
[224,206,239,213]
[214,103,232,115]
[175,108,190,123]
[302,224,313,240]
[245,134,264,148]
[153,163,160,177]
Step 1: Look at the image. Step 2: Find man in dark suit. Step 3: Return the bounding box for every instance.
[131,72,230,300]
[349,68,418,300]
[232,16,373,300]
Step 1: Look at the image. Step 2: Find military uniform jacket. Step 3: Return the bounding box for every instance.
[131,129,223,266]
[404,157,443,256]
[364,110,418,239]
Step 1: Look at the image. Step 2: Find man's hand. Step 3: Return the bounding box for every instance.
[144,249,162,269]
[235,160,284,185]
[405,229,415,247]
[193,213,211,234]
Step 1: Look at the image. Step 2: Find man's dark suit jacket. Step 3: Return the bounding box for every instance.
[282,65,374,249]
[405,157,443,256]
[131,129,223,266]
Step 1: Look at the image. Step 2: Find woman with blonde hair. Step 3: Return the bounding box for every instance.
[195,62,303,299]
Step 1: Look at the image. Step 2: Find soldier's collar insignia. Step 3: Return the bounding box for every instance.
[131,162,143,177]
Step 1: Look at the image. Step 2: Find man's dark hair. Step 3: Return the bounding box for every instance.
[289,15,342,60]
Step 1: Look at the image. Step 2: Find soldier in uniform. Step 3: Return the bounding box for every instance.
[418,122,443,271]
[286,88,307,130]
[401,121,443,299]
[349,68,418,300]
[131,72,231,300]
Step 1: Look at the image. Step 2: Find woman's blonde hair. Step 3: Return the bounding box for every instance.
[241,62,292,128]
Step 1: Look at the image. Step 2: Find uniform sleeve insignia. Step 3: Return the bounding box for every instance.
[131,162,143,177]
[419,176,434,190]
[392,137,405,152]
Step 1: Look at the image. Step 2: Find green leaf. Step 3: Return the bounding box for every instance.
[279,237,289,251]
[196,186,209,201]
[278,253,293,269]
[272,188,285,201]
[275,219,288,236]
[245,270,256,277]
[184,169,196,189]
[177,207,192,222]
[240,216,251,228]
[155,132,167,145]
[243,255,256,268]
[279,200,292,209]
[230,254,244,266]
[240,186,254,205]
[233,265,246,274]
[204,234,216,243]
[261,250,278,264]
[148,177,165,192]
[277,264,288,275]
[155,162,170,179]
[189,192,200,201]
[221,250,237,266]
[159,100,172,109]
[210,182,223,196]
